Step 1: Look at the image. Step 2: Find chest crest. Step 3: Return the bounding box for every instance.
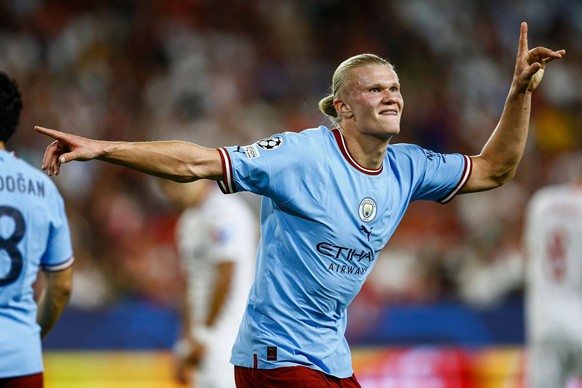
[358,197,377,222]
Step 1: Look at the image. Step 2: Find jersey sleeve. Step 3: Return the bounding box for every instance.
[395,144,472,204]
[41,186,74,271]
[216,131,323,204]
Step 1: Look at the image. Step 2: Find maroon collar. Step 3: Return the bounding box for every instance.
[331,128,383,175]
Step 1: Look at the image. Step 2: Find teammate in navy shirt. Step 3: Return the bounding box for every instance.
[35,23,564,387]
[0,72,74,387]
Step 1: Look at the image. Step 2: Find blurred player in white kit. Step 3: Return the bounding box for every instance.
[524,162,582,388]
[161,179,257,388]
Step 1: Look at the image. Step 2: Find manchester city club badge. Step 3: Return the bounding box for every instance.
[358,197,377,222]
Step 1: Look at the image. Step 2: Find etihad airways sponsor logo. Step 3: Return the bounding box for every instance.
[316,242,381,276]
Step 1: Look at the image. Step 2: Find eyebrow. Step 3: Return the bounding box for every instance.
[365,80,400,89]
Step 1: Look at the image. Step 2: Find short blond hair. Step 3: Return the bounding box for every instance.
[318,53,393,125]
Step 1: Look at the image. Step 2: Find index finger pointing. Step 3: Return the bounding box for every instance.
[34,126,62,139]
[518,21,529,56]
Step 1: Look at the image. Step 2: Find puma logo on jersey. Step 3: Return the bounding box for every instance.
[360,225,373,241]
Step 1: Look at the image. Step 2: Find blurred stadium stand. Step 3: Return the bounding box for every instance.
[43,294,522,350]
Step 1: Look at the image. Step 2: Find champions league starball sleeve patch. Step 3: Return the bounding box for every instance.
[241,136,283,159]
[256,136,283,150]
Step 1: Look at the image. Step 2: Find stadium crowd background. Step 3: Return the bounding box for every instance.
[2,0,581,348]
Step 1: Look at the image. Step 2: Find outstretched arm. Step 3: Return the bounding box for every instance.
[34,126,223,182]
[461,22,565,193]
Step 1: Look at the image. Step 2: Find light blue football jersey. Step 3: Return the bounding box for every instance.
[0,150,73,378]
[217,126,470,378]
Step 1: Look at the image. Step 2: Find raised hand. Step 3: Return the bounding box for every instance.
[34,126,104,176]
[514,22,565,92]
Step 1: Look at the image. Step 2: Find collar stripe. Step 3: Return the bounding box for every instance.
[332,128,383,175]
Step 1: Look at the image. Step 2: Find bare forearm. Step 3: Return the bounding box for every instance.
[460,22,564,194]
[205,262,235,327]
[37,268,73,339]
[37,291,70,338]
[98,141,223,182]
[478,88,531,184]
[35,126,224,180]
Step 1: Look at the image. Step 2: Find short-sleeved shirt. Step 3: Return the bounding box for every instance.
[216,126,470,378]
[524,184,582,344]
[0,150,74,378]
[176,186,257,387]
[176,185,256,337]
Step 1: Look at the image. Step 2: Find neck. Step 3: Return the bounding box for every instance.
[339,128,390,170]
[0,141,5,151]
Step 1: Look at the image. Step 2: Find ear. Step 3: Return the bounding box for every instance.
[334,98,353,119]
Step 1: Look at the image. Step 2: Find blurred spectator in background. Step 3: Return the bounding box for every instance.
[160,179,256,388]
[523,155,582,388]
[0,72,74,387]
